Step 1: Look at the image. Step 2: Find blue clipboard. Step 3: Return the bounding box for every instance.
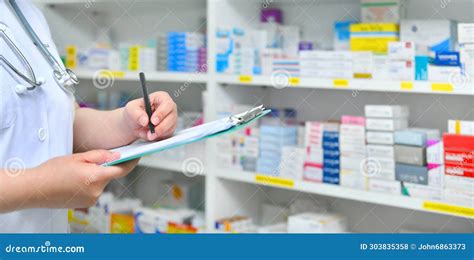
[105,105,270,166]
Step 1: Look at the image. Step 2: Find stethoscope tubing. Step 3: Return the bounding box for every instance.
[2,0,79,90]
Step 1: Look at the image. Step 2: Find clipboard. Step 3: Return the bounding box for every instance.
[105,105,270,166]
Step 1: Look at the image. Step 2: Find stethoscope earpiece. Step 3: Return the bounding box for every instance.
[15,84,28,94]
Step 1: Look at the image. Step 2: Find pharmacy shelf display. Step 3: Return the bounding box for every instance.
[76,70,473,96]
[75,70,208,84]
[214,170,472,219]
[37,0,474,233]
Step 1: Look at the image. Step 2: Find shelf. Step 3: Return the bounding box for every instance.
[75,70,208,84]
[216,75,474,96]
[215,170,473,219]
[138,156,206,176]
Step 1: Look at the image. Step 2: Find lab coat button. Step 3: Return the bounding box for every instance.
[15,84,27,94]
[38,128,47,142]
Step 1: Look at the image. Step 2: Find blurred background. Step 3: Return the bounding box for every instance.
[33,0,473,234]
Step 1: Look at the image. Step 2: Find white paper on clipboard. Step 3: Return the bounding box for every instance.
[105,105,269,166]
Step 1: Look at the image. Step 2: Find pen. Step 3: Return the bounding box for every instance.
[139,72,155,134]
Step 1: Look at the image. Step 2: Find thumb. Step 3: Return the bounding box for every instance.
[78,150,121,165]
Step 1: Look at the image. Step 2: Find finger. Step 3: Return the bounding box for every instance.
[78,150,120,165]
[126,99,149,127]
[150,100,175,126]
[98,159,139,181]
[148,112,177,140]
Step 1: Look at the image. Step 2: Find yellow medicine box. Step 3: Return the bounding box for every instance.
[350,23,399,54]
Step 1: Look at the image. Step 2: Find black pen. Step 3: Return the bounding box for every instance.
[139,72,155,134]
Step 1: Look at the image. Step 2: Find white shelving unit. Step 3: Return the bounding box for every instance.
[37,0,474,233]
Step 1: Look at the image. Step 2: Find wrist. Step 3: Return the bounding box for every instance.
[118,108,139,144]
[0,167,42,212]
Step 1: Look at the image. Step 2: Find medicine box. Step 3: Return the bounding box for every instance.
[394,145,426,166]
[427,65,462,82]
[334,21,356,50]
[394,128,440,147]
[387,60,415,80]
[366,131,395,145]
[361,0,404,23]
[364,105,409,118]
[400,20,457,53]
[366,118,408,131]
[444,174,474,191]
[445,163,474,178]
[339,143,367,156]
[427,140,444,166]
[448,120,474,135]
[299,50,352,60]
[303,162,323,183]
[458,23,474,44]
[367,144,395,158]
[350,23,399,54]
[444,149,474,165]
[395,164,428,185]
[340,169,368,190]
[443,188,473,208]
[341,115,366,126]
[402,183,442,200]
[369,178,401,195]
[388,41,415,61]
[288,212,348,233]
[428,165,444,188]
[340,155,366,171]
[443,134,474,150]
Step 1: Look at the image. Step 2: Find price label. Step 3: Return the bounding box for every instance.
[100,70,125,79]
[423,201,474,218]
[239,75,253,83]
[289,77,300,86]
[255,174,294,188]
[431,83,453,92]
[333,79,349,88]
[65,45,77,69]
[128,46,140,71]
[400,81,413,90]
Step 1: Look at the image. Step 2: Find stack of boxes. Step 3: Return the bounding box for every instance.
[215,105,260,171]
[278,146,305,180]
[303,122,324,183]
[459,23,474,82]
[256,125,297,176]
[443,127,474,207]
[400,20,458,82]
[167,32,205,72]
[365,105,408,194]
[387,41,415,80]
[287,212,348,233]
[339,116,368,189]
[322,123,341,185]
[157,33,168,71]
[299,51,353,79]
[394,128,443,200]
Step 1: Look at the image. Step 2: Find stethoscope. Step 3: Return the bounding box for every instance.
[0,0,79,94]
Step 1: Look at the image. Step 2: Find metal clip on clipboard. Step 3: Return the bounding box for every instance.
[229,105,266,125]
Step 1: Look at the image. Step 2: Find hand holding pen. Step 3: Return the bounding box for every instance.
[121,72,178,141]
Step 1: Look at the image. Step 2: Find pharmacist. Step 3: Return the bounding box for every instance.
[0,0,178,232]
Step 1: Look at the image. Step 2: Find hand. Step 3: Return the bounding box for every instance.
[123,91,178,141]
[31,150,138,209]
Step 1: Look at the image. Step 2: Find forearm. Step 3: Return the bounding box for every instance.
[0,169,42,213]
[73,108,136,152]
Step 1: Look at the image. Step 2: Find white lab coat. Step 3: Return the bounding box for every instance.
[0,0,74,233]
